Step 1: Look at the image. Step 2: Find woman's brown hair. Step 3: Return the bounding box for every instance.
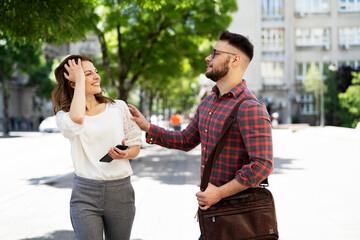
[52,55,115,114]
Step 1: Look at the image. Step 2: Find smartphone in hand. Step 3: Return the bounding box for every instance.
[100,145,129,163]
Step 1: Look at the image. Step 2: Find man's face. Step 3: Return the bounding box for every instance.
[205,56,231,82]
[204,41,236,82]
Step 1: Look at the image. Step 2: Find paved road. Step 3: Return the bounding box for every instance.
[0,127,359,240]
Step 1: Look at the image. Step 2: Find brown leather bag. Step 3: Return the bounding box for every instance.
[197,98,279,240]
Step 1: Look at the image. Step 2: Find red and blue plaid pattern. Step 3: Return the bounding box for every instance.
[146,80,273,187]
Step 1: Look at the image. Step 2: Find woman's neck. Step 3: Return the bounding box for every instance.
[85,95,99,111]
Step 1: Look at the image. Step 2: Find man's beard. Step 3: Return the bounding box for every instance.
[205,57,230,82]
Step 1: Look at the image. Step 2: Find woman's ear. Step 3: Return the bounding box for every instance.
[69,81,75,89]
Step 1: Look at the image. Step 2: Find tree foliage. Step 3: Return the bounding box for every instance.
[323,65,360,127]
[0,0,237,128]
[27,60,56,99]
[93,0,237,102]
[0,0,97,44]
[338,72,360,128]
[323,67,340,126]
[303,64,322,94]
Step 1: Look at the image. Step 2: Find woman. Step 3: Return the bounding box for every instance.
[52,55,141,240]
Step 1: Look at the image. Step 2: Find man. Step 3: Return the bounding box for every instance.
[170,112,182,131]
[128,30,273,237]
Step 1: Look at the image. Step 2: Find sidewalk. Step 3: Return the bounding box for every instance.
[0,127,359,239]
[270,127,360,240]
[130,144,201,240]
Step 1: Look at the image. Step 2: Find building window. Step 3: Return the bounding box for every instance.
[261,61,284,86]
[296,62,330,115]
[339,0,360,12]
[300,94,316,115]
[296,62,324,83]
[262,28,284,51]
[261,0,283,19]
[338,60,360,69]
[338,27,360,49]
[295,0,330,15]
[296,62,311,83]
[295,28,331,48]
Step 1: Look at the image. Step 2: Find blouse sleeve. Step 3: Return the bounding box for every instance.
[56,110,85,139]
[120,101,142,146]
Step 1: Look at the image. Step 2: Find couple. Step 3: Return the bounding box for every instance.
[52,30,273,240]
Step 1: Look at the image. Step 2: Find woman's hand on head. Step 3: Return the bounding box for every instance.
[63,58,85,84]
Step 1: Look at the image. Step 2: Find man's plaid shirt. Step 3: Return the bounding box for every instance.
[146,80,273,187]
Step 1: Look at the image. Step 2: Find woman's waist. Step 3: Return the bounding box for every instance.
[73,173,132,187]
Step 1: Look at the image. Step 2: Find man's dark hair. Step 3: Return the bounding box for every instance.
[218,30,254,61]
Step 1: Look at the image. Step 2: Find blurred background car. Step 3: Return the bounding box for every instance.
[39,116,60,133]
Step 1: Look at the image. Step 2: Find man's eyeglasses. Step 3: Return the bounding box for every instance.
[211,49,237,59]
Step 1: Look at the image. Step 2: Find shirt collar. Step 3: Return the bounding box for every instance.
[212,79,247,98]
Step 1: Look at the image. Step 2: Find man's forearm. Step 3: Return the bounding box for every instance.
[146,124,199,151]
[218,179,249,199]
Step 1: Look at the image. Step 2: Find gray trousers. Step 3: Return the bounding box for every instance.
[70,175,135,240]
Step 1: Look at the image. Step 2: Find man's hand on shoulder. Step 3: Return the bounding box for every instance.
[128,104,151,132]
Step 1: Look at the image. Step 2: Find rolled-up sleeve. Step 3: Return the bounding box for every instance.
[236,103,273,187]
[146,112,201,152]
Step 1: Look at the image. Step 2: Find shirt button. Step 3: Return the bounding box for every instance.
[150,138,153,141]
[205,129,208,133]
[202,165,205,168]
[203,147,206,151]
[209,112,212,115]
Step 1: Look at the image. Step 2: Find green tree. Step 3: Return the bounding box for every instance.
[0,0,97,135]
[0,35,43,136]
[27,60,56,99]
[93,0,237,101]
[323,65,359,126]
[165,60,199,114]
[323,67,340,126]
[338,72,360,128]
[0,0,96,44]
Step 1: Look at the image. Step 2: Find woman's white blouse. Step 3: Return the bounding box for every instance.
[56,100,141,180]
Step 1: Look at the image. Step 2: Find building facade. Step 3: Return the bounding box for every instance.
[227,0,360,124]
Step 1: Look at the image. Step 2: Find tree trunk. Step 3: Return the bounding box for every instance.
[96,31,118,95]
[139,87,145,114]
[0,74,10,136]
[162,93,166,119]
[148,89,154,121]
[118,83,128,101]
[162,93,169,129]
[156,95,160,116]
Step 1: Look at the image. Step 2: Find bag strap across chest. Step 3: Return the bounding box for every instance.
[200,97,268,191]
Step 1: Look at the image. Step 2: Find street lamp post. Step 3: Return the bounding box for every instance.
[320,75,325,127]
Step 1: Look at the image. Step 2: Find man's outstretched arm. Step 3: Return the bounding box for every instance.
[128,104,201,151]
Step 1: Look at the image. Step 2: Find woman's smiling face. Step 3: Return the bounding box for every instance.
[82,61,102,95]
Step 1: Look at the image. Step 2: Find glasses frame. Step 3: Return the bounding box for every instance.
[211,48,237,59]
